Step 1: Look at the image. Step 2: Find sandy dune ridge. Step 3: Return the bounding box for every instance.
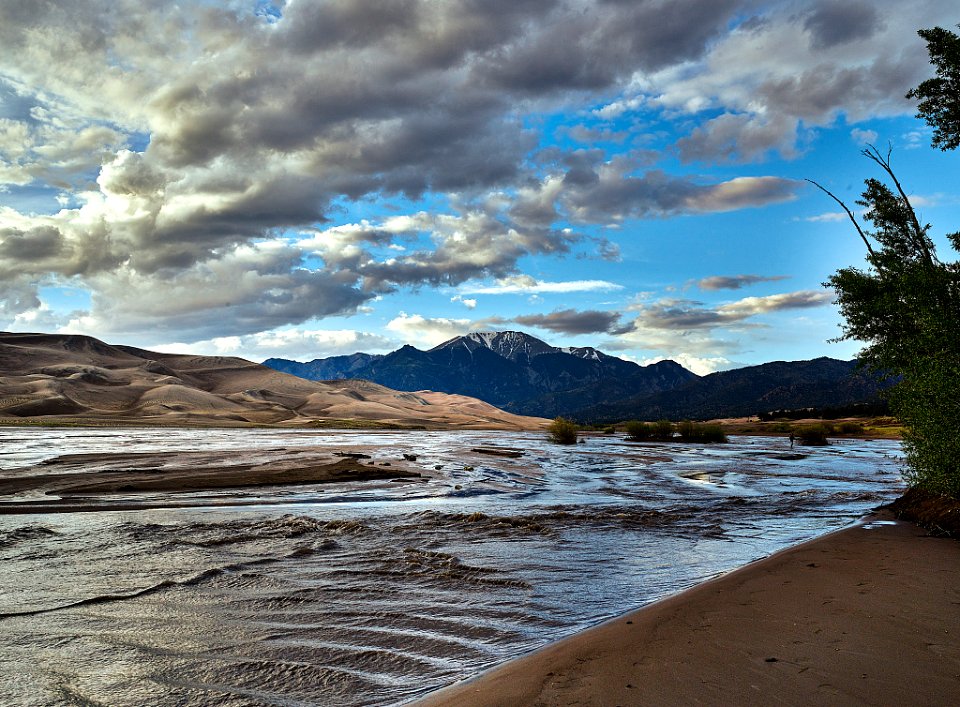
[0,332,547,429]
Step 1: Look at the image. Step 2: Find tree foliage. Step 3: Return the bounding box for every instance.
[813,146,960,496]
[906,25,960,151]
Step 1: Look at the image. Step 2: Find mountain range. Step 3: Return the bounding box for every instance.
[0,332,545,429]
[265,331,891,421]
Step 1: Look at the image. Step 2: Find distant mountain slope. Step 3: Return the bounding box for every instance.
[264,352,382,380]
[266,333,892,421]
[264,331,700,417]
[0,332,546,429]
[576,357,891,422]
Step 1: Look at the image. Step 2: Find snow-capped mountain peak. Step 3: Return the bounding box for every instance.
[433,331,557,362]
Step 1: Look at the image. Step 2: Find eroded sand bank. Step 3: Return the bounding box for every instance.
[0,445,430,513]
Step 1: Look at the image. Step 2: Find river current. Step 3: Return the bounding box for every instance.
[0,427,903,705]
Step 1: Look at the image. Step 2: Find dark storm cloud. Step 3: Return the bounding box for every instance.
[279,0,422,52]
[479,0,743,92]
[803,1,883,50]
[0,225,64,261]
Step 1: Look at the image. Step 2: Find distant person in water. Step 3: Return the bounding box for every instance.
[789,433,795,449]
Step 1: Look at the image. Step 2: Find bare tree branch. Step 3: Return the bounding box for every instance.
[804,178,879,263]
[862,143,939,268]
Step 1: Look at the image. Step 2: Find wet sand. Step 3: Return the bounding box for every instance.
[0,447,427,514]
[418,511,960,706]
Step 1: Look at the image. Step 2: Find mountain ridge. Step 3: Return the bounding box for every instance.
[264,331,892,420]
[266,331,700,417]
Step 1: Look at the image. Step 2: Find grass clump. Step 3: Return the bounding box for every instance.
[548,417,579,445]
[796,425,830,446]
[677,420,728,443]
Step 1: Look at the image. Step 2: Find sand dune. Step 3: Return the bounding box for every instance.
[0,332,548,430]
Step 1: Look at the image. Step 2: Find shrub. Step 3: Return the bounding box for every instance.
[652,419,675,440]
[677,420,728,443]
[625,420,652,441]
[548,416,579,445]
[796,425,830,446]
[626,419,677,441]
[837,421,865,435]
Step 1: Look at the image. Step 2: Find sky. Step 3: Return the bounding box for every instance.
[0,0,958,375]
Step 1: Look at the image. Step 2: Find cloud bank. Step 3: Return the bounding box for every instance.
[0,0,951,359]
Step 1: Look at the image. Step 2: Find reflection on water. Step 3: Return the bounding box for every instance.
[0,428,903,705]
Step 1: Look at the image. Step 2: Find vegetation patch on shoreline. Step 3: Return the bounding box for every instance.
[887,488,960,538]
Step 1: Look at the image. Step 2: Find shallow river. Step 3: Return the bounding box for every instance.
[0,427,903,705]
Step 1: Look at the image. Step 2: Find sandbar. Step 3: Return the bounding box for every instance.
[418,511,960,706]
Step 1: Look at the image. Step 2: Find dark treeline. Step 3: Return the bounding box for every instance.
[757,400,890,421]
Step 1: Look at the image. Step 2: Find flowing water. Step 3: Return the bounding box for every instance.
[0,427,903,705]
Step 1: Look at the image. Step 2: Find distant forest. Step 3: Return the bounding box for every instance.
[757,400,890,421]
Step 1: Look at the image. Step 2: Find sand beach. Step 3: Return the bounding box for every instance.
[418,510,960,706]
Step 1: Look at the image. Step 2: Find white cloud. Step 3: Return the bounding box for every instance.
[640,354,734,376]
[606,289,836,367]
[152,328,395,361]
[718,291,834,317]
[462,277,623,295]
[451,295,477,309]
[850,127,878,146]
[800,211,847,223]
[385,312,474,348]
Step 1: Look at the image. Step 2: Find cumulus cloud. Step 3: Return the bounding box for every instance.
[639,354,735,376]
[602,326,743,370]
[299,205,582,292]
[697,274,789,290]
[385,312,475,348]
[59,242,371,343]
[0,0,943,344]
[606,0,955,162]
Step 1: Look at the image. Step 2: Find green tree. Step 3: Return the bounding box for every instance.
[906,25,960,150]
[811,146,960,496]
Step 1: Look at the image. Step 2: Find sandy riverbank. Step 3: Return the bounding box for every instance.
[417,510,960,706]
